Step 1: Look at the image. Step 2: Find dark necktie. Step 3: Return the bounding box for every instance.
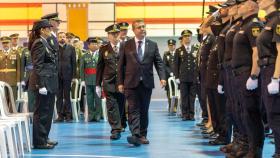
[137,41,143,61]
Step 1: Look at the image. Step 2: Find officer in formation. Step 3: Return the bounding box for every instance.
[162,39,177,114]
[80,37,102,122]
[96,24,125,140]
[174,30,199,121]
[118,22,130,42]
[0,36,21,112]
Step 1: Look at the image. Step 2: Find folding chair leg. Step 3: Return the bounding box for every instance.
[71,101,79,122]
[0,128,8,158]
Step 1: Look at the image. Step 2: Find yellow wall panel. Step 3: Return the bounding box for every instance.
[0,8,42,20]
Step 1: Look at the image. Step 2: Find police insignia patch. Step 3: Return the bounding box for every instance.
[252,27,260,37]
[276,25,280,35]
[105,51,108,57]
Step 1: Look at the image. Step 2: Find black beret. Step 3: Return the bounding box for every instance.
[86,37,100,44]
[105,24,120,33]
[31,19,53,31]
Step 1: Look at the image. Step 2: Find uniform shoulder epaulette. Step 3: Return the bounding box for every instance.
[193,43,200,49]
[100,43,109,48]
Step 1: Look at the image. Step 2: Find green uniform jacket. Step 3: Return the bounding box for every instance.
[0,49,21,86]
[75,48,86,79]
[80,50,99,85]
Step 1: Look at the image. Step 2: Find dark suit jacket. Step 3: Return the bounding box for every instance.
[96,43,120,92]
[29,37,58,94]
[58,44,76,80]
[117,38,166,89]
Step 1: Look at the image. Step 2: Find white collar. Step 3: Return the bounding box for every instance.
[3,48,10,53]
[135,37,145,45]
[51,31,57,37]
[110,42,120,49]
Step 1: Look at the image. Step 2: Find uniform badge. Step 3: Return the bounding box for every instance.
[167,56,170,60]
[276,25,280,35]
[252,27,261,37]
[180,51,183,56]
[192,51,197,57]
[105,51,108,57]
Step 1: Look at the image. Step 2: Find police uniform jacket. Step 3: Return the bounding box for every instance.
[29,37,58,94]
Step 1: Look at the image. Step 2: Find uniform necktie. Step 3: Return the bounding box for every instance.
[137,41,143,61]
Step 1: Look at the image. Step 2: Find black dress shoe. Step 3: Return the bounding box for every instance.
[273,153,280,158]
[54,117,64,123]
[47,139,58,146]
[140,136,150,144]
[209,138,227,145]
[110,132,121,140]
[33,143,55,149]
[127,135,141,146]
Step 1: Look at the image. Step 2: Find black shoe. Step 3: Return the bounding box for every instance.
[273,153,280,158]
[200,126,208,130]
[127,135,141,146]
[33,143,55,149]
[202,132,216,139]
[245,148,263,158]
[209,133,219,139]
[110,132,121,140]
[201,130,213,135]
[47,139,58,146]
[209,138,227,145]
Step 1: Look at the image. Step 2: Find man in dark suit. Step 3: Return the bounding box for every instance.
[117,19,166,146]
[174,29,199,121]
[96,24,125,140]
[55,32,76,122]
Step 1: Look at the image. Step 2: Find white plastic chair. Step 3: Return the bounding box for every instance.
[0,123,17,158]
[167,77,181,116]
[70,79,79,122]
[78,81,88,122]
[0,81,31,152]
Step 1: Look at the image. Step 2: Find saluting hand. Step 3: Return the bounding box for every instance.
[118,85,124,93]
[160,80,166,88]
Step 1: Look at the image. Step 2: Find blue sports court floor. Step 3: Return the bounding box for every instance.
[24,101,275,158]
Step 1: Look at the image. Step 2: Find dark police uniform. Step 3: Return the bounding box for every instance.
[198,34,215,120]
[174,30,199,120]
[231,14,264,155]
[163,39,177,113]
[80,38,102,122]
[256,11,280,157]
[96,24,125,139]
[29,20,59,148]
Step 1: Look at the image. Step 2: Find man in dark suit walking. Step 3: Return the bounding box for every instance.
[117,19,166,146]
[55,32,76,122]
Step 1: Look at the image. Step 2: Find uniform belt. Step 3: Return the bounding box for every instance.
[257,57,276,67]
[232,66,251,76]
[0,69,16,72]
[85,68,96,75]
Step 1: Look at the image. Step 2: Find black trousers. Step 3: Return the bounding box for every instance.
[120,101,127,129]
[33,91,55,146]
[234,71,264,149]
[105,91,125,133]
[180,82,196,118]
[261,65,280,153]
[56,78,72,118]
[125,82,152,137]
[200,66,208,119]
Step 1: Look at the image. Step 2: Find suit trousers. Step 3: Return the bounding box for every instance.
[125,81,152,137]
[106,91,125,133]
[56,78,72,118]
[180,82,196,118]
[261,65,280,153]
[234,71,264,149]
[33,91,55,145]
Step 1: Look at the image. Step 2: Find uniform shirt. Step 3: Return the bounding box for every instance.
[135,37,146,57]
[217,21,231,65]
[224,18,242,64]
[232,14,263,69]
[199,34,215,68]
[257,11,280,59]
[206,37,219,89]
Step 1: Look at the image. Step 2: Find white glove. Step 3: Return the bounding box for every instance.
[39,87,47,95]
[246,77,258,90]
[267,78,280,94]
[175,79,180,84]
[80,81,86,86]
[212,10,220,18]
[217,85,224,94]
[170,72,174,77]
[96,86,101,98]
[17,82,20,87]
[21,81,26,86]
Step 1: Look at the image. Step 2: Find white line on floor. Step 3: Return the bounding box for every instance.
[24,154,136,158]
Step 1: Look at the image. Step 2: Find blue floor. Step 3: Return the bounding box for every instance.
[25,101,275,158]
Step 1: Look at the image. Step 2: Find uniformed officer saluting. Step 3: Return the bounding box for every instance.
[231,0,264,157]
[257,0,280,157]
[96,24,125,140]
[163,39,177,114]
[80,37,102,122]
[0,36,21,112]
[174,29,199,121]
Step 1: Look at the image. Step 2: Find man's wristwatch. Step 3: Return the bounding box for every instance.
[250,74,258,80]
